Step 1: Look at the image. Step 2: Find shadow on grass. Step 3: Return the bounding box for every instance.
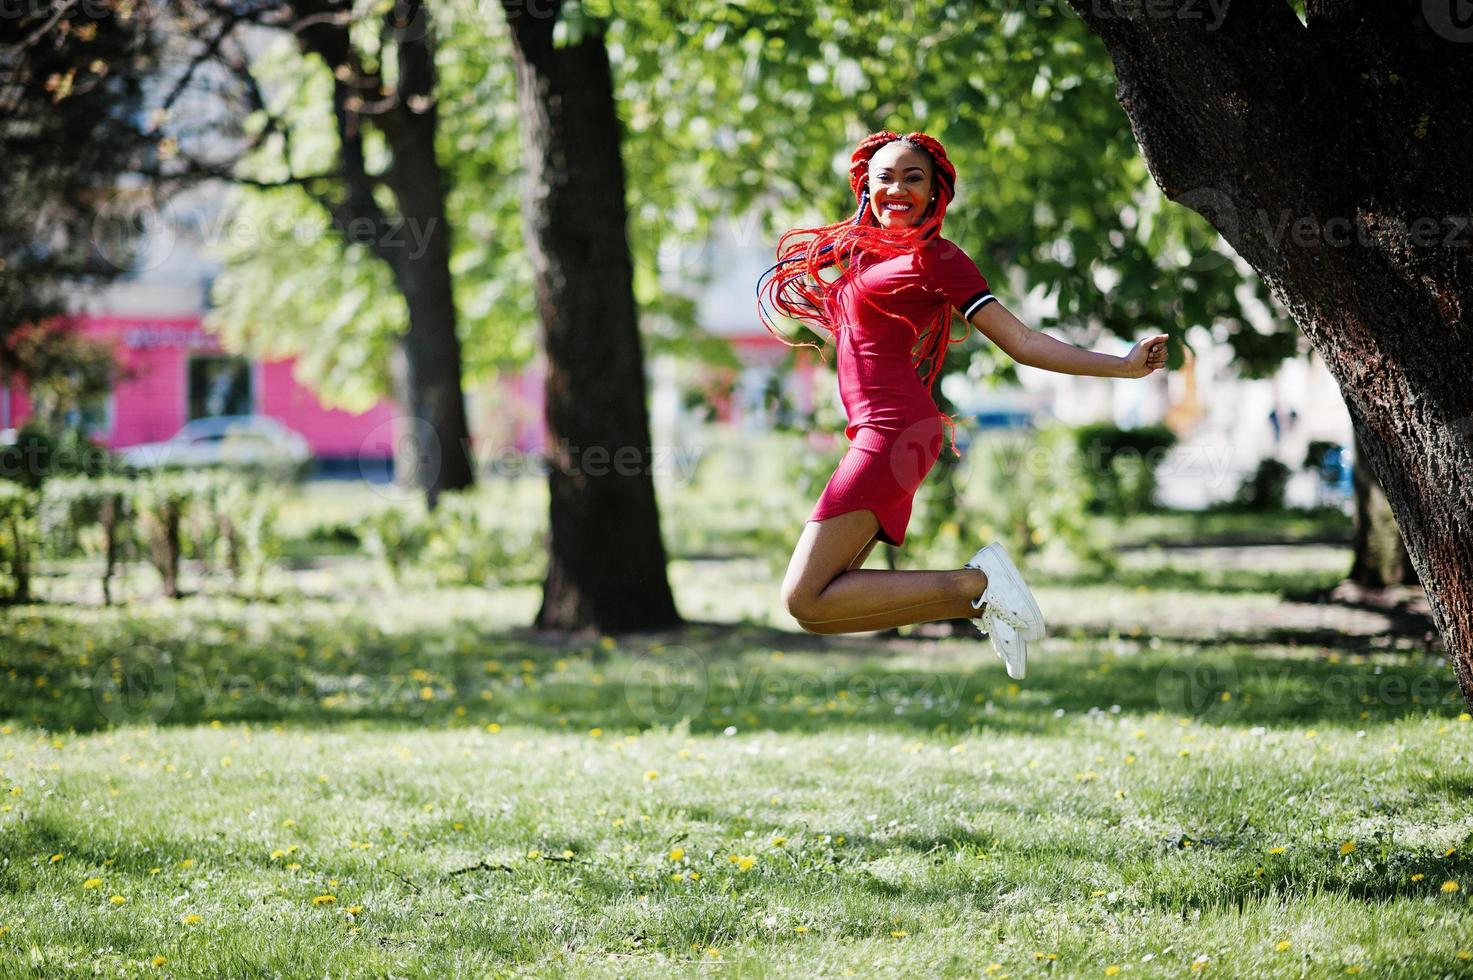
[0,604,1461,736]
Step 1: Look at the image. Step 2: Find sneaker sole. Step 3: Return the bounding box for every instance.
[989,617,1028,679]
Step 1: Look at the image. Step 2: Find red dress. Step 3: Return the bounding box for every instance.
[806,236,996,547]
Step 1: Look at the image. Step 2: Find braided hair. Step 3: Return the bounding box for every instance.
[756,130,970,457]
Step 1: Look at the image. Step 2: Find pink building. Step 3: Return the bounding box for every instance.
[1,313,399,467]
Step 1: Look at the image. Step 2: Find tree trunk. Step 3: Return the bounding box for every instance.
[1064,1,1473,703]
[1348,427,1420,588]
[502,1,681,634]
[386,338,428,499]
[292,0,475,510]
[381,96,476,510]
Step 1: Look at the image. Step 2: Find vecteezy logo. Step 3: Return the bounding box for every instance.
[1424,0,1473,42]
[92,647,177,726]
[622,645,709,727]
[1154,659,1239,720]
[358,415,442,502]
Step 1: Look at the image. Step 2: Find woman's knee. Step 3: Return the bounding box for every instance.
[781,584,822,625]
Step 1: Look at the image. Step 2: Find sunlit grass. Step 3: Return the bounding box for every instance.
[6,496,1465,977]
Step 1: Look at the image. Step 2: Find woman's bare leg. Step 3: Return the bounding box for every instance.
[781,509,988,635]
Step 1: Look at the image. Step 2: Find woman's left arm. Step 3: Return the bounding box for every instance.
[968,300,1169,379]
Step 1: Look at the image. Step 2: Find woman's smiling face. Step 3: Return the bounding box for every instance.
[867,141,934,229]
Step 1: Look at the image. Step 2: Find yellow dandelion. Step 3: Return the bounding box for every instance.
[48,853,62,863]
[1124,754,1136,764]
[151,955,167,967]
[1105,966,1121,976]
[1267,846,1287,854]
[643,770,658,781]
[986,965,1004,973]
[527,849,542,860]
[109,895,126,905]
[1338,841,1356,855]
[736,855,756,871]
[1090,889,1107,897]
[1275,940,1292,951]
[890,930,908,938]
[282,819,296,828]
[794,925,808,933]
[1412,873,1425,881]
[346,905,363,915]
[83,877,103,889]
[182,913,201,924]
[312,894,336,905]
[148,867,161,875]
[1346,966,1363,974]
[770,836,786,847]
[1441,880,1460,893]
[270,849,286,860]
[1446,847,1457,857]
[589,728,603,738]
[668,847,684,861]
[285,862,301,871]
[1456,950,1472,960]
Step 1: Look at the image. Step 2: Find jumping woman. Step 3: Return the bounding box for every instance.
[756,130,1169,679]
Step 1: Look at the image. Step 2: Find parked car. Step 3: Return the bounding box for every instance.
[119,415,311,474]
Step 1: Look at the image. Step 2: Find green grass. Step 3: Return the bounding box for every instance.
[2,500,1468,977]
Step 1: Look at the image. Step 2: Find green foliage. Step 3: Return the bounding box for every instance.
[417,491,543,589]
[0,421,111,489]
[354,489,544,588]
[204,0,1301,419]
[0,481,39,602]
[33,471,284,602]
[355,501,431,585]
[1072,422,1178,516]
[949,425,1116,573]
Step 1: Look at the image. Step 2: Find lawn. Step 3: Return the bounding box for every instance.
[2,486,1470,977]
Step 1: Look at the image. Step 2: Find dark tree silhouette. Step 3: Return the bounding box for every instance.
[500,0,681,633]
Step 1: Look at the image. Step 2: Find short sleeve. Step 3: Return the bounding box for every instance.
[922,239,997,319]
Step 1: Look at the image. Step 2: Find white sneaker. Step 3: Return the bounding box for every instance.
[966,541,1046,642]
[985,615,1029,680]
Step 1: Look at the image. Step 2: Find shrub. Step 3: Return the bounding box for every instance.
[1234,457,1291,511]
[1071,422,1178,515]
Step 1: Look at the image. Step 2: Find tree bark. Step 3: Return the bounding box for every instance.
[501,0,681,633]
[291,0,475,509]
[1063,1,1473,702]
[1348,427,1420,588]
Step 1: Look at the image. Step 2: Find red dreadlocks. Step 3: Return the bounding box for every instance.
[755,130,971,457]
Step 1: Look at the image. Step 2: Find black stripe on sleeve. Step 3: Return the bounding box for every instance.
[961,291,996,318]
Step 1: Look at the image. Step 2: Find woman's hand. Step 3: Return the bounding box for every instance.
[1119,334,1170,378]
